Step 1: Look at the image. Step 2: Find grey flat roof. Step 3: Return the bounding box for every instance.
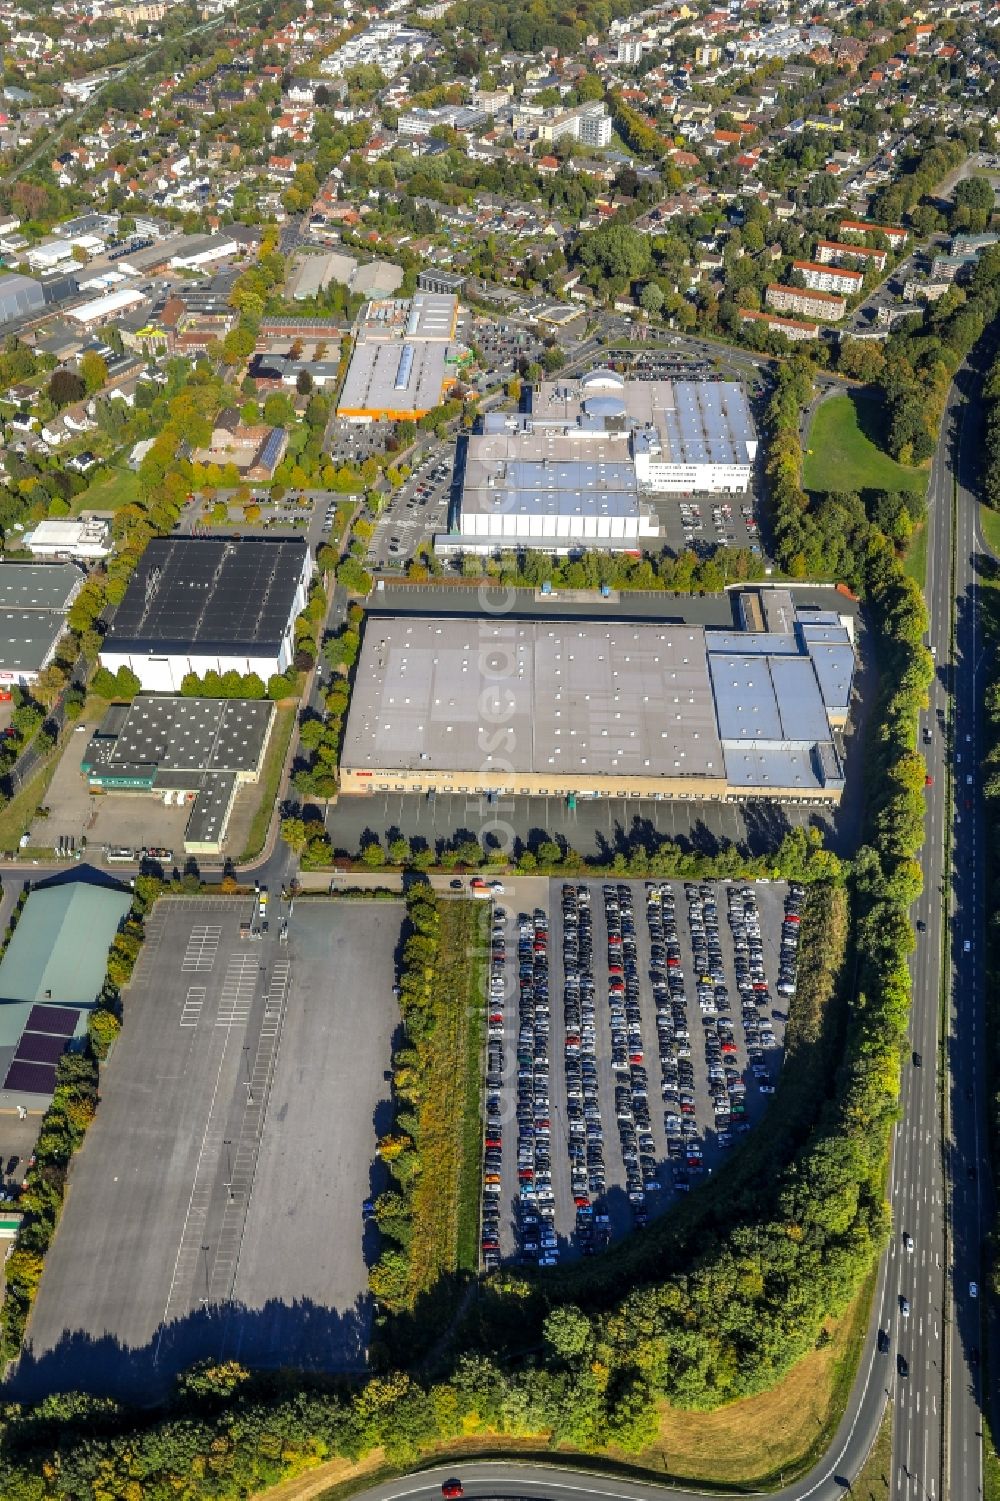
[530,374,757,467]
[186,771,238,846]
[356,292,456,341]
[803,640,854,714]
[759,589,796,635]
[709,652,831,746]
[462,418,640,519]
[338,338,450,415]
[704,629,798,655]
[659,381,756,467]
[0,611,65,673]
[0,563,82,611]
[722,744,827,792]
[88,697,274,777]
[344,611,852,795]
[343,618,724,779]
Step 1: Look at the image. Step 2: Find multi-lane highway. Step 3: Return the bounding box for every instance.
[347,367,990,1501]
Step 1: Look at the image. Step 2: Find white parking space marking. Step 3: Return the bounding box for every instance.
[215,953,258,1026]
[182,925,221,972]
[180,987,207,1027]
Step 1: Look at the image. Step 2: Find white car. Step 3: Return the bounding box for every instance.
[489,881,505,894]
[903,1232,913,1253]
[900,1297,910,1317]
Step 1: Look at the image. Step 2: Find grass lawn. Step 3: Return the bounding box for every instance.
[71,465,140,515]
[980,504,1000,560]
[239,704,296,861]
[804,392,926,500]
[903,520,929,588]
[409,897,487,1297]
[635,1275,875,1487]
[985,1406,1000,1501]
[850,1401,892,1500]
[0,747,63,853]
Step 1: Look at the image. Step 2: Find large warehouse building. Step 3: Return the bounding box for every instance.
[339,592,854,804]
[100,537,311,691]
[448,370,757,554]
[0,272,46,328]
[337,292,462,422]
[0,561,83,689]
[82,696,276,854]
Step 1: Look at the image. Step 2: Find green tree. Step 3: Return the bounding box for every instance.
[279,816,309,855]
[79,351,109,395]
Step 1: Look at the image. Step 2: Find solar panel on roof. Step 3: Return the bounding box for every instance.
[25,1004,79,1036]
[15,1031,68,1065]
[3,1059,57,1095]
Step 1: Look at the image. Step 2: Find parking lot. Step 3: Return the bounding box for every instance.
[482,877,799,1267]
[11,895,401,1402]
[368,448,455,568]
[650,491,763,557]
[327,789,845,866]
[326,417,396,466]
[472,318,547,377]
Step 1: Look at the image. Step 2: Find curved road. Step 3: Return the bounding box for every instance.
[343,368,988,1501]
[0,356,984,1500]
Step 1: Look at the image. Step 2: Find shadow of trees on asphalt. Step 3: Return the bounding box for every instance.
[7,1294,372,1406]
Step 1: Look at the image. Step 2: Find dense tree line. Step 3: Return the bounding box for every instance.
[409,543,767,593]
[981,351,1000,510]
[369,886,443,1315]
[878,244,1000,464]
[979,634,1000,1304]
[868,133,966,225]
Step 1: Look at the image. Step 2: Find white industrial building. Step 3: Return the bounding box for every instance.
[67,287,146,327]
[168,234,240,270]
[340,592,854,804]
[446,371,757,555]
[24,518,112,561]
[100,537,311,692]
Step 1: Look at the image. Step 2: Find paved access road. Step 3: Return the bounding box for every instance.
[347,370,988,1501]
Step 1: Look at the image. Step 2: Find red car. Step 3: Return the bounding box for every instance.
[442,1482,464,1499]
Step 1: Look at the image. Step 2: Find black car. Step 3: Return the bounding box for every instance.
[897,1354,908,1378]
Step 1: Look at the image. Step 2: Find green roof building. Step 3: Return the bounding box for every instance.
[0,879,132,1103]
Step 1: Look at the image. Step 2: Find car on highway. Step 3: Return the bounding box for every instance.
[900,1296,910,1317]
[970,1281,978,1299]
[903,1232,913,1252]
[897,1354,909,1379]
[441,1481,464,1498]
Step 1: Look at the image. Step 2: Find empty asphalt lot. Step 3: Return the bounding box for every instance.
[12,895,402,1403]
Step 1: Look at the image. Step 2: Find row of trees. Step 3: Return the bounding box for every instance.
[369,886,444,1314]
[878,243,1000,465]
[981,350,1000,510]
[409,542,768,594]
[979,644,1000,1305]
[339,824,841,884]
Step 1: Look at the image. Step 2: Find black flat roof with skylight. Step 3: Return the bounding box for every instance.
[103,537,307,657]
